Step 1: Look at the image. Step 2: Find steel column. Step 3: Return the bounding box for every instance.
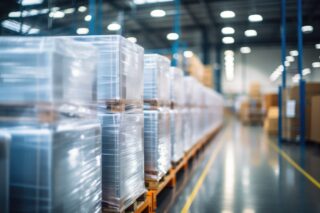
[89,0,96,35]
[171,0,181,67]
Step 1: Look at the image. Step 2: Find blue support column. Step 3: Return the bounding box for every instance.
[297,0,305,144]
[89,0,96,35]
[171,0,181,67]
[96,0,103,35]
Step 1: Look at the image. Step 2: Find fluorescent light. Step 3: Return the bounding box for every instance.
[245,29,257,37]
[1,20,39,34]
[315,44,320,49]
[302,25,313,33]
[183,50,193,58]
[84,15,92,22]
[107,22,121,31]
[286,56,294,62]
[28,28,40,34]
[49,11,65,18]
[167,32,179,40]
[224,50,234,56]
[150,9,166,17]
[240,47,251,54]
[221,27,235,35]
[133,0,173,5]
[248,14,263,22]
[64,8,75,14]
[220,10,235,18]
[51,7,60,12]
[8,11,21,18]
[285,61,290,67]
[76,28,89,35]
[78,6,87,13]
[222,37,234,44]
[20,0,43,6]
[127,37,137,43]
[303,68,311,76]
[312,62,320,68]
[289,50,298,56]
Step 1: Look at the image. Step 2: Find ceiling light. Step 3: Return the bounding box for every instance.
[8,11,21,18]
[1,20,38,34]
[127,37,137,43]
[51,7,60,12]
[286,56,294,62]
[248,14,263,22]
[19,0,43,6]
[222,37,234,44]
[302,25,313,33]
[167,32,179,40]
[150,9,166,17]
[220,10,235,19]
[221,27,235,35]
[107,22,121,31]
[78,6,87,13]
[84,15,92,22]
[40,8,49,14]
[312,62,320,68]
[289,50,298,56]
[183,50,193,58]
[244,29,257,37]
[77,28,89,35]
[224,50,234,56]
[28,28,40,34]
[240,47,251,54]
[285,61,290,67]
[303,68,311,76]
[49,11,65,18]
[64,8,75,14]
[315,44,320,49]
[133,0,174,5]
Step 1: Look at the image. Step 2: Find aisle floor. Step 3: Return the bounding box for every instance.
[166,119,320,213]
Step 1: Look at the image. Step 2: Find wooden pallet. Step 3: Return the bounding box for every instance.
[99,99,143,112]
[143,99,170,109]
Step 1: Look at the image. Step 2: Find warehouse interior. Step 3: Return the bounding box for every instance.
[0,0,320,212]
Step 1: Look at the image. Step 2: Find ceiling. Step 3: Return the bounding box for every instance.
[0,0,319,51]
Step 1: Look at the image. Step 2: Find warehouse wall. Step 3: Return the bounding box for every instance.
[222,45,320,95]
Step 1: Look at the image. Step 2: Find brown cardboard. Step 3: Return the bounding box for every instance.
[264,93,278,111]
[310,96,320,143]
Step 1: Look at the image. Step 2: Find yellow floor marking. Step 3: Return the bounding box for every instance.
[268,141,320,189]
[181,137,225,213]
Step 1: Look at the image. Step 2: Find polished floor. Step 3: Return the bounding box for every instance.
[163,119,320,213]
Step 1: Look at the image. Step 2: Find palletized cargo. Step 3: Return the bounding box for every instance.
[170,109,184,163]
[0,132,9,213]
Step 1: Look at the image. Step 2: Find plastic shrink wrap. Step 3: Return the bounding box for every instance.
[168,67,185,106]
[98,111,145,211]
[0,37,98,121]
[170,109,184,163]
[143,54,171,104]
[181,108,192,152]
[0,132,9,213]
[74,35,144,108]
[144,108,171,181]
[0,120,102,213]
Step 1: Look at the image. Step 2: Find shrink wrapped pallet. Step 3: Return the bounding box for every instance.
[0,37,98,120]
[74,35,144,109]
[143,54,171,104]
[170,109,184,163]
[144,108,171,181]
[0,132,9,213]
[168,67,185,106]
[98,112,145,211]
[181,108,192,152]
[0,120,102,213]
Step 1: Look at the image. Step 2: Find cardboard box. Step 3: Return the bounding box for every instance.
[249,82,261,98]
[264,93,278,112]
[186,55,204,82]
[264,107,279,135]
[310,96,320,143]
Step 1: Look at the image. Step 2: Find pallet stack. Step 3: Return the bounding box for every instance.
[75,36,146,212]
[143,54,172,184]
[0,37,102,212]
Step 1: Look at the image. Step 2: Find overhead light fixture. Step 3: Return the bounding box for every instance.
[221,27,235,35]
[312,62,320,68]
[19,0,44,6]
[8,11,21,18]
[76,28,89,35]
[289,50,299,56]
[49,11,65,19]
[222,37,234,44]
[285,61,290,67]
[286,56,294,62]
[64,8,75,14]
[224,50,234,56]
[303,68,311,76]
[84,15,92,22]
[29,9,39,16]
[150,9,166,17]
[133,0,174,5]
[302,25,313,33]
[1,19,39,34]
[127,37,137,43]
[166,32,179,40]
[107,22,121,31]
[183,50,193,58]
[220,10,235,19]
[244,29,257,37]
[78,6,87,13]
[315,44,320,49]
[240,47,251,54]
[40,8,49,14]
[28,28,40,34]
[248,14,263,22]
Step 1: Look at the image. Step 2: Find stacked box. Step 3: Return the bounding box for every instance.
[310,96,320,143]
[143,54,171,181]
[0,37,101,212]
[75,36,146,211]
[264,107,279,135]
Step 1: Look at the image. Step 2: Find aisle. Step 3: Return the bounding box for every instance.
[168,119,320,213]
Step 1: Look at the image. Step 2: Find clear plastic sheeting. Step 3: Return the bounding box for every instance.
[170,109,184,163]
[168,67,185,106]
[144,108,171,181]
[99,112,145,212]
[143,54,171,103]
[74,35,144,104]
[0,132,9,213]
[0,120,102,213]
[181,108,192,152]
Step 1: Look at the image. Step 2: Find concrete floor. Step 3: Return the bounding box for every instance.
[162,119,320,213]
